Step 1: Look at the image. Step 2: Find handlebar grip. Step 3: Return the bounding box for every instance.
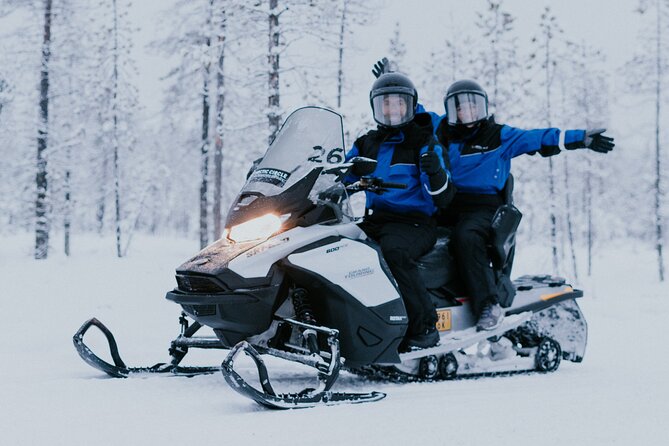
[380,181,407,189]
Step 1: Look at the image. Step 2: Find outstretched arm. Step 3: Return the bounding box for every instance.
[501,126,614,159]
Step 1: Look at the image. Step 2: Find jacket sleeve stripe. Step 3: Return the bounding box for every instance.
[558,129,566,151]
[424,176,449,195]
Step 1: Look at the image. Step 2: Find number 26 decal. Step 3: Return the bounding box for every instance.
[308,146,344,164]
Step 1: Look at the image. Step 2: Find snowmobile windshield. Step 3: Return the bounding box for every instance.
[445,92,488,125]
[226,107,347,231]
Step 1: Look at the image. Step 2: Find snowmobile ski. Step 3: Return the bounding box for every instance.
[221,341,386,410]
[73,316,223,378]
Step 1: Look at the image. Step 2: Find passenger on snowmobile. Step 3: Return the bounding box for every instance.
[345,72,455,350]
[371,59,614,332]
[436,79,614,331]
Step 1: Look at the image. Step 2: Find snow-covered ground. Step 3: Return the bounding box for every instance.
[1,232,667,445]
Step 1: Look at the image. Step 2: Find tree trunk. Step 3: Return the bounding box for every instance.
[200,42,211,250]
[544,26,559,273]
[64,168,71,257]
[35,0,52,260]
[654,0,665,281]
[560,77,578,280]
[96,118,107,234]
[112,0,122,258]
[586,159,593,276]
[268,0,280,144]
[563,157,578,281]
[213,9,226,241]
[336,0,347,109]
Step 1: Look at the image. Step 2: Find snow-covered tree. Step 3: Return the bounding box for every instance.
[86,0,141,257]
[420,18,478,111]
[473,0,523,122]
[627,0,669,281]
[562,41,610,276]
[34,0,53,260]
[525,6,567,274]
[0,75,10,120]
[388,21,406,73]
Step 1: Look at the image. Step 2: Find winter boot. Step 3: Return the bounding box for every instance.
[405,327,440,350]
[476,302,504,331]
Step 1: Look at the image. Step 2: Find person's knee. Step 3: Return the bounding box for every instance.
[383,247,411,268]
[453,226,486,250]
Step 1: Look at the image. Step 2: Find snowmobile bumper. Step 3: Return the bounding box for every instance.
[165,285,282,347]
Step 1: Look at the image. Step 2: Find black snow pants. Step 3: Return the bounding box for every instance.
[359,211,438,337]
[447,193,503,317]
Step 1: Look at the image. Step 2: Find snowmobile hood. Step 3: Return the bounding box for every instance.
[176,237,264,275]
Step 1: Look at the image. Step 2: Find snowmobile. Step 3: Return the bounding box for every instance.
[73,106,587,409]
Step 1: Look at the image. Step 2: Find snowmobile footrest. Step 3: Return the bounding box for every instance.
[221,341,386,409]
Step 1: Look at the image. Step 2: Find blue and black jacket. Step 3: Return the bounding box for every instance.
[433,115,586,195]
[345,113,454,218]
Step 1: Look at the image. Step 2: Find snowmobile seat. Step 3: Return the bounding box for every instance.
[416,226,465,299]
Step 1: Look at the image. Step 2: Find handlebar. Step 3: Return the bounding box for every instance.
[377,181,408,190]
[345,177,407,194]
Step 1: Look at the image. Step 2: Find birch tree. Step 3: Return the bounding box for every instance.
[35,0,52,260]
[388,21,406,72]
[212,7,227,240]
[473,0,523,121]
[628,0,669,281]
[87,0,140,256]
[527,6,566,273]
[567,41,609,276]
[268,0,281,144]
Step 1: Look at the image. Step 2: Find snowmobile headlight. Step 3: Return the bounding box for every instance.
[227,213,282,243]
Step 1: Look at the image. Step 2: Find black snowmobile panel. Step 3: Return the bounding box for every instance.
[166,266,288,348]
[281,260,406,368]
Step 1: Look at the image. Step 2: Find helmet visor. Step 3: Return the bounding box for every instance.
[372,93,415,127]
[445,92,488,125]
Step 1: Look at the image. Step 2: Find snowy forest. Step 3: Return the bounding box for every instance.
[0,0,667,282]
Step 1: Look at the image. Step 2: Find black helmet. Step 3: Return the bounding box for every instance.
[443,79,488,126]
[369,72,418,128]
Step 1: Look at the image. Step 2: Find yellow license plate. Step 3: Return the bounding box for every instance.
[435,309,452,332]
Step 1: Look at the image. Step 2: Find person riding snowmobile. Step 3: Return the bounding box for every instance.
[371,59,614,332]
[345,72,455,349]
[435,79,614,331]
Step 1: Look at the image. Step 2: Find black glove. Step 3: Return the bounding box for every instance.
[584,128,614,153]
[372,57,390,79]
[420,151,442,176]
